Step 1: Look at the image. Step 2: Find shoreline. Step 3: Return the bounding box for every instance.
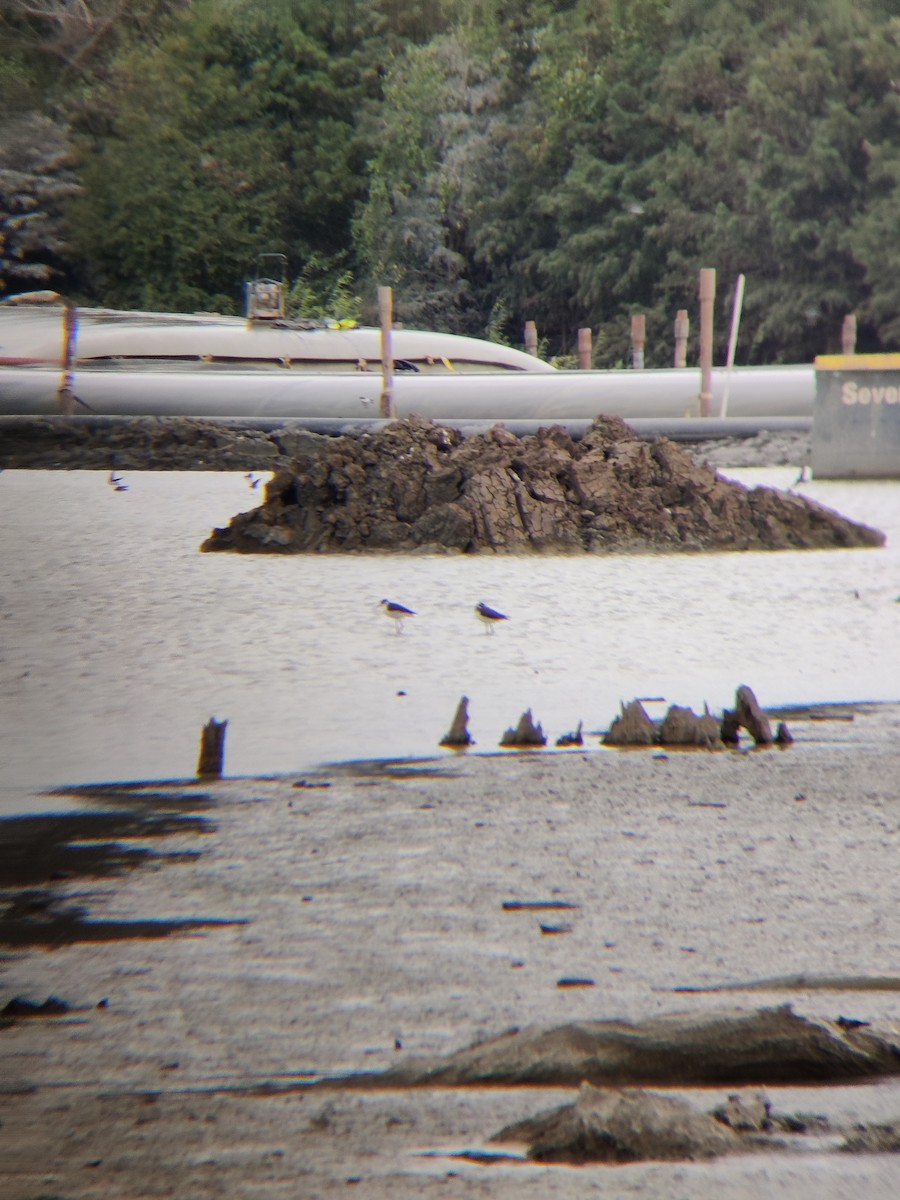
[2,703,899,1196]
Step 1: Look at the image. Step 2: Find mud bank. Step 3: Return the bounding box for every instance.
[201,416,882,554]
[2,704,899,1198]
[0,414,808,472]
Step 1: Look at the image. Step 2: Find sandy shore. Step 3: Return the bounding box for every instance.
[2,703,900,1197]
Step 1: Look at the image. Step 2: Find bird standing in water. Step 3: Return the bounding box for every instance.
[380,599,415,632]
[476,601,508,633]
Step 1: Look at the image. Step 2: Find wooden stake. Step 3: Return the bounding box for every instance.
[698,268,716,417]
[720,273,745,418]
[378,286,395,418]
[524,320,538,357]
[673,309,689,368]
[630,313,646,369]
[197,717,228,778]
[577,327,592,369]
[56,300,78,414]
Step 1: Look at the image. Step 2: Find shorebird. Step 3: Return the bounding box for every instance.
[476,601,509,633]
[380,599,415,632]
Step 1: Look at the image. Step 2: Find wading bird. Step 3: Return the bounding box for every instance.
[380,599,415,632]
[476,601,508,633]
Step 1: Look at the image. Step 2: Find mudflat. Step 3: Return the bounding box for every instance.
[2,703,899,1197]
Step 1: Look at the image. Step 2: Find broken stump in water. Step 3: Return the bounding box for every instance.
[197,717,228,778]
[775,721,794,746]
[660,704,721,749]
[735,684,774,745]
[556,720,583,747]
[603,700,656,746]
[500,709,546,747]
[440,696,474,747]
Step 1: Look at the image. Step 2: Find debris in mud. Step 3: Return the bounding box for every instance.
[325,1005,900,1090]
[488,1083,899,1164]
[671,973,900,994]
[840,1122,900,1154]
[199,417,885,555]
[2,995,70,1017]
[492,1083,740,1163]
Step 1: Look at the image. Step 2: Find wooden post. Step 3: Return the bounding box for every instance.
[673,309,689,367]
[197,717,227,778]
[841,314,857,356]
[720,272,746,419]
[630,313,646,369]
[698,268,716,417]
[577,327,592,369]
[378,286,395,418]
[524,320,538,357]
[56,300,78,414]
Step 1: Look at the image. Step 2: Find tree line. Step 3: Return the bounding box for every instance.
[1,0,898,365]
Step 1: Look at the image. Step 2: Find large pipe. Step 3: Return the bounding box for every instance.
[0,364,816,421]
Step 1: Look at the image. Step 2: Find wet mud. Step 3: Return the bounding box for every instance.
[1,705,899,1198]
[0,788,238,951]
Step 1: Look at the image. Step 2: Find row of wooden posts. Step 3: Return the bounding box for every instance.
[377,274,863,422]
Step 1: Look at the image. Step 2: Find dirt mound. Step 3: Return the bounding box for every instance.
[332,1005,900,1090]
[201,415,883,554]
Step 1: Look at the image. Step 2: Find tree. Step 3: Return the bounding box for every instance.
[65,0,386,311]
[0,112,80,297]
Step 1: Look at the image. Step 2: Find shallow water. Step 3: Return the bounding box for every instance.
[0,466,898,811]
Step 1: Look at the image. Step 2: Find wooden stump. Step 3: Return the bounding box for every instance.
[500,709,547,747]
[735,685,774,745]
[660,704,721,749]
[603,700,656,746]
[197,717,228,778]
[440,696,474,747]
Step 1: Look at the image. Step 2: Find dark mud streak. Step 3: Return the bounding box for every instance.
[0,810,215,887]
[0,804,241,950]
[0,913,247,949]
[671,974,900,993]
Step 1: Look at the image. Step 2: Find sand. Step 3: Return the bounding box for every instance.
[2,703,900,1198]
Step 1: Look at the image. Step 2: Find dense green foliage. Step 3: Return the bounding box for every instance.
[1,0,899,360]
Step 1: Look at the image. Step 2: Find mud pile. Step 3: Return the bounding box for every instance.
[201,415,883,555]
[333,1005,900,1091]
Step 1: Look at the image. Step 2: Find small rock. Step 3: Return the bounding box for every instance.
[712,1091,772,1132]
